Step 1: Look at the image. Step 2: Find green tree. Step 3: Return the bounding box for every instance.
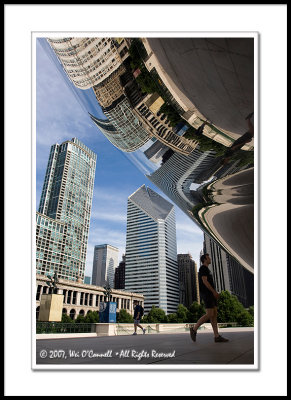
[84,310,99,323]
[128,38,148,69]
[187,301,206,322]
[61,313,74,323]
[230,149,254,167]
[74,314,86,324]
[176,304,189,323]
[159,103,184,127]
[248,306,254,317]
[145,305,168,323]
[136,69,161,95]
[167,313,178,323]
[236,309,254,327]
[217,291,253,326]
[117,309,134,323]
[184,126,227,155]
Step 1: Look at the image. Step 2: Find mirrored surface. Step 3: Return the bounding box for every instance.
[39,36,254,273]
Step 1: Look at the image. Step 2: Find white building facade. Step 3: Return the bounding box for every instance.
[47,37,126,89]
[125,185,179,314]
[92,244,119,288]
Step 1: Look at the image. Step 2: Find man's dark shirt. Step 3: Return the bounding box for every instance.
[198,265,216,297]
[134,305,143,319]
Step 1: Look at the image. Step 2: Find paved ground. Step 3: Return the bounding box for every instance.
[35,327,254,367]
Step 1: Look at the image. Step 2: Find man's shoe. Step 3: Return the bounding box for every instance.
[190,327,197,342]
[214,335,229,342]
[143,328,146,334]
[132,332,137,335]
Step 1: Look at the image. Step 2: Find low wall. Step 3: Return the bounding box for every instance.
[36,322,239,339]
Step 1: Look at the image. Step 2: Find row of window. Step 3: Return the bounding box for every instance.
[36,285,135,310]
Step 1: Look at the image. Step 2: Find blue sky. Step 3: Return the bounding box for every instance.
[35,38,204,278]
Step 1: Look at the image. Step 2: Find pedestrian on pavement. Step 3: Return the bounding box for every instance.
[190,253,229,343]
[132,300,146,335]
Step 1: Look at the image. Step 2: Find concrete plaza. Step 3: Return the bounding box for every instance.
[35,327,255,367]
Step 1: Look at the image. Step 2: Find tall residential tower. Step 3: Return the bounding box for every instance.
[36,138,96,282]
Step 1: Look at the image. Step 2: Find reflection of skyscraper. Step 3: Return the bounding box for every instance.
[92,244,119,288]
[125,185,179,314]
[144,139,169,164]
[178,253,200,307]
[36,138,96,282]
[147,147,218,217]
[47,37,127,89]
[90,95,150,152]
[203,233,254,307]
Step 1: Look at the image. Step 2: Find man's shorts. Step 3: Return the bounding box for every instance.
[201,294,217,309]
[134,319,141,325]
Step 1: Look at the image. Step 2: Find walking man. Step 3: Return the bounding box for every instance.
[190,253,229,342]
[132,300,146,335]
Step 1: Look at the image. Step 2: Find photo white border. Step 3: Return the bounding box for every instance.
[32,30,258,372]
[5,4,287,397]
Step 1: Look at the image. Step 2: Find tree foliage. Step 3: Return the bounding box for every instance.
[117,309,134,323]
[187,301,206,323]
[159,103,184,127]
[217,291,254,326]
[176,304,189,323]
[143,305,168,323]
[84,310,99,323]
[184,126,227,155]
[61,313,73,323]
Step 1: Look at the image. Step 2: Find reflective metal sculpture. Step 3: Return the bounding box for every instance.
[39,36,255,273]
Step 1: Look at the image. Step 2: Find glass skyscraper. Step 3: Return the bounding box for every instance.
[36,138,97,282]
[125,185,179,314]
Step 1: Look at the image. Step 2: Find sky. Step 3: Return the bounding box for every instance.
[35,37,205,278]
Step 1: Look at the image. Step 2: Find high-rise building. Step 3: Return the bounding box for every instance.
[47,37,128,89]
[114,255,126,289]
[92,244,119,288]
[89,95,150,153]
[125,185,179,314]
[147,147,218,217]
[36,138,97,282]
[203,233,254,307]
[178,253,200,308]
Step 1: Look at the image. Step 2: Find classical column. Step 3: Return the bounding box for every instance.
[38,285,44,301]
[76,291,81,306]
[92,294,96,308]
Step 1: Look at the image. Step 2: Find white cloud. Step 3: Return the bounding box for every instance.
[90,210,127,223]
